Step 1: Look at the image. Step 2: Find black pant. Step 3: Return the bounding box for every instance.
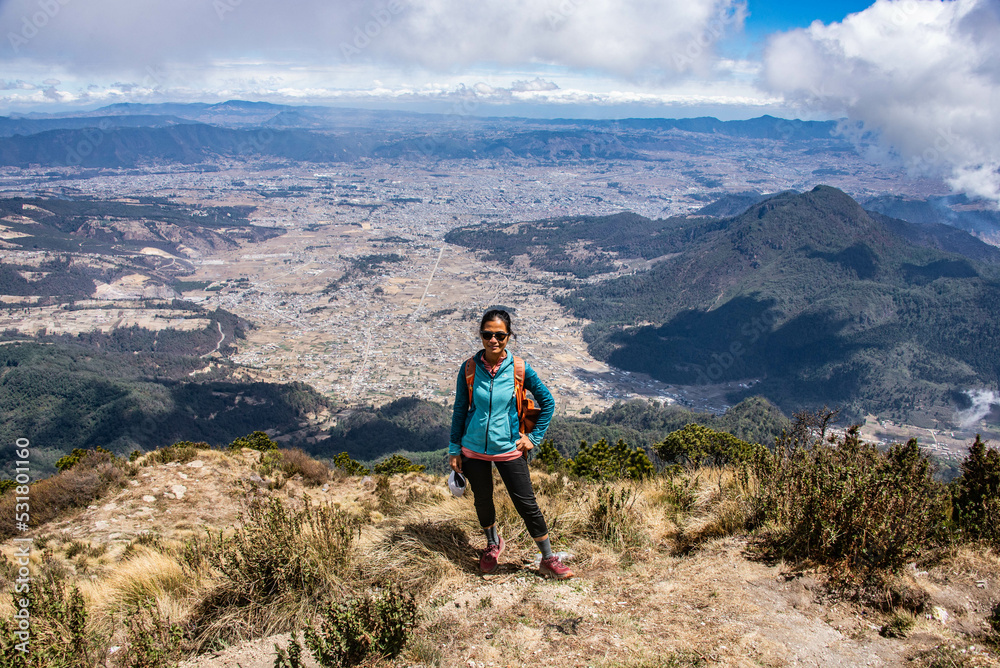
[462,454,548,539]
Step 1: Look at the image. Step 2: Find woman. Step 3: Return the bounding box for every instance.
[449,309,572,579]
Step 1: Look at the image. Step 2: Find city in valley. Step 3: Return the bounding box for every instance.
[1,113,994,461]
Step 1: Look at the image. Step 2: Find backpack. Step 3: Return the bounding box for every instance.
[464,355,542,434]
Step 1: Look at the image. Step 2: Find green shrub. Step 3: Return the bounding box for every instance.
[0,480,14,495]
[531,439,566,473]
[116,599,184,668]
[229,431,278,452]
[586,485,645,550]
[304,587,417,667]
[274,637,304,668]
[753,425,949,575]
[656,423,766,470]
[0,572,107,668]
[950,435,1000,546]
[333,452,370,476]
[372,455,424,476]
[55,445,113,472]
[145,441,203,466]
[569,439,654,481]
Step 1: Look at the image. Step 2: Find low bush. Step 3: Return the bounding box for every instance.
[186,496,362,650]
[0,449,132,541]
[55,445,113,472]
[280,448,330,486]
[229,431,278,452]
[274,637,304,668]
[115,600,184,668]
[0,571,108,668]
[372,454,425,475]
[752,425,949,575]
[656,423,766,470]
[304,586,418,667]
[569,439,654,481]
[219,497,359,600]
[333,452,370,476]
[586,484,645,550]
[257,448,329,486]
[145,441,203,466]
[655,467,699,515]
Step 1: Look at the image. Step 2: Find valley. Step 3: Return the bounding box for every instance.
[1,104,999,470]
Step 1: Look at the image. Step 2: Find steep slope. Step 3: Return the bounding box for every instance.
[565,187,1000,422]
[450,186,1000,424]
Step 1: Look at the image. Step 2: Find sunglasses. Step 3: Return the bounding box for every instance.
[480,330,509,341]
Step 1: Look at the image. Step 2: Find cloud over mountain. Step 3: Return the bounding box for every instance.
[1,0,744,79]
[763,0,1000,205]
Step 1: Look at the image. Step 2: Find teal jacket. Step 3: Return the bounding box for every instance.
[449,351,555,457]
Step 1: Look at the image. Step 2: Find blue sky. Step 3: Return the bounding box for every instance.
[744,0,877,36]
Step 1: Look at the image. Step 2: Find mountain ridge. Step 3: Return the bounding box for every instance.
[449,186,1000,425]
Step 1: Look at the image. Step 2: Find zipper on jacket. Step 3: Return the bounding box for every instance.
[484,370,495,455]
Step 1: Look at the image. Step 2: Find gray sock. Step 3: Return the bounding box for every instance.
[535,537,553,559]
[484,525,499,546]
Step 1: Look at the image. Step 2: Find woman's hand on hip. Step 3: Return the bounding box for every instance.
[515,434,534,453]
[449,454,462,473]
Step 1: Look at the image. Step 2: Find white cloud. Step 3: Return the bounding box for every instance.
[511,78,560,93]
[956,389,1000,429]
[763,0,1000,204]
[0,0,745,79]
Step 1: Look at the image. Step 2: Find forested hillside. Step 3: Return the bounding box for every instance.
[448,186,1000,425]
[0,338,331,478]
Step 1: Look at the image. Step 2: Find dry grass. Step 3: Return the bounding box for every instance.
[143,442,204,466]
[666,467,756,554]
[0,452,133,541]
[7,448,1000,668]
[87,546,191,611]
[278,448,330,486]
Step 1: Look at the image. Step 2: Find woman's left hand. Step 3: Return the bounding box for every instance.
[515,433,534,453]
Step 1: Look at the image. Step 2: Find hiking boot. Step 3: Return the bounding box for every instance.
[539,554,573,580]
[480,536,504,574]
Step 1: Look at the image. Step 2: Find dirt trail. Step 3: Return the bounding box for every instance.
[175,535,997,668]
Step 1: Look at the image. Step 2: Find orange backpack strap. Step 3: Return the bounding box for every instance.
[512,356,541,434]
[464,357,477,406]
[513,356,526,421]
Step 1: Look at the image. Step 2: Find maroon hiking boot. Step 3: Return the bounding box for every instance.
[539,554,573,580]
[480,536,504,574]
